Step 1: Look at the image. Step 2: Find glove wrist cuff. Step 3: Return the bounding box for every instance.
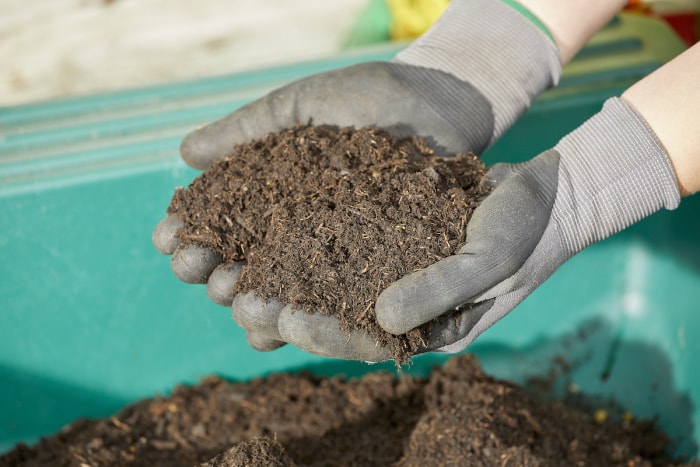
[394,0,561,141]
[553,97,681,254]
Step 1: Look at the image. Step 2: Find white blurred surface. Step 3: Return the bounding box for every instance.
[0,0,369,106]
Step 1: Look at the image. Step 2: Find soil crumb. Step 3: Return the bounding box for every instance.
[3,354,695,467]
[167,125,489,362]
[199,437,294,467]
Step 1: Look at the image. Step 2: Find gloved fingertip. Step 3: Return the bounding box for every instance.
[246,332,286,352]
[180,128,222,171]
[231,292,284,339]
[152,214,184,255]
[375,288,408,336]
[206,262,243,306]
[171,245,222,284]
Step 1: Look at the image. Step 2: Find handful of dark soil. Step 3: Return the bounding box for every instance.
[168,125,489,361]
[4,354,692,467]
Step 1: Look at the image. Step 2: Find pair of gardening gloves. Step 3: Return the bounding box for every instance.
[153,0,680,362]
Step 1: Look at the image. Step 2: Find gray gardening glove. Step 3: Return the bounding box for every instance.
[153,0,561,353]
[374,97,681,355]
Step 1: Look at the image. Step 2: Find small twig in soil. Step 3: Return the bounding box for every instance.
[110,417,131,431]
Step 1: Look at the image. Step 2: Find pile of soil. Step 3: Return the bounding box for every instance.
[199,438,294,467]
[167,125,489,362]
[3,354,692,466]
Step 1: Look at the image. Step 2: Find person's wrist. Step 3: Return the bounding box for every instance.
[514,0,627,64]
[621,44,700,197]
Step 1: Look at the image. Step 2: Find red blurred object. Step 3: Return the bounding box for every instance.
[660,12,698,46]
[625,1,698,47]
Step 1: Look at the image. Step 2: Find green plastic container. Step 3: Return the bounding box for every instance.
[1,13,698,461]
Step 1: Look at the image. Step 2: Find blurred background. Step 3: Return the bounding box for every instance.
[0,0,370,106]
[2,0,700,460]
[2,0,697,107]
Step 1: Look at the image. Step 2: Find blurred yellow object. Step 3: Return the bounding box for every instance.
[388,0,450,40]
[594,409,609,424]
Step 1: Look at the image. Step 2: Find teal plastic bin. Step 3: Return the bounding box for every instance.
[1,13,698,461]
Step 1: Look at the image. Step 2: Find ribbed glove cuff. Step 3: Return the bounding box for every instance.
[553,97,681,256]
[394,0,561,142]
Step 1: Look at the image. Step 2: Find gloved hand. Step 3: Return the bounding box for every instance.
[153,0,562,354]
[375,97,681,354]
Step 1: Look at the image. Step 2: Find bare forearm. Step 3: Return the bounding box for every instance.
[516,0,627,63]
[622,43,700,197]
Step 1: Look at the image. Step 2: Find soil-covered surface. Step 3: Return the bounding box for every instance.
[3,354,695,467]
[167,125,489,362]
